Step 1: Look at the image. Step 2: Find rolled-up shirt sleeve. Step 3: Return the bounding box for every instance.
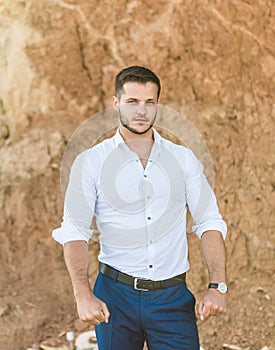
[185,149,227,239]
[52,150,96,245]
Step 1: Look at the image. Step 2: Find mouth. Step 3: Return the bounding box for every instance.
[132,118,148,123]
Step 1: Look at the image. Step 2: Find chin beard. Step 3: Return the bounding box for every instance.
[119,111,156,135]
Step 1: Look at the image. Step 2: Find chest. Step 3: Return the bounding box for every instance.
[97,153,187,210]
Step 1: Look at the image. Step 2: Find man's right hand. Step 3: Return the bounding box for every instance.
[63,241,110,325]
[75,292,110,325]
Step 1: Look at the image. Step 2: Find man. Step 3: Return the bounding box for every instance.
[53,66,227,349]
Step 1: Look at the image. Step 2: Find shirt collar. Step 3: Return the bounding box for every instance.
[113,128,163,147]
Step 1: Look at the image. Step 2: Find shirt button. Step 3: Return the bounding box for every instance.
[149,265,153,268]
[144,174,147,178]
[147,217,151,220]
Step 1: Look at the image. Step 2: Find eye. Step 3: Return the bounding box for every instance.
[126,100,138,104]
[146,101,156,106]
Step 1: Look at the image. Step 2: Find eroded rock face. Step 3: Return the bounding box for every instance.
[0,0,274,349]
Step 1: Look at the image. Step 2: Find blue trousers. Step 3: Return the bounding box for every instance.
[93,272,200,350]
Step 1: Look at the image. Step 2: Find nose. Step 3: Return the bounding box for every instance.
[136,102,146,115]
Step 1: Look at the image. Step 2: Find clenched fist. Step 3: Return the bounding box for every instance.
[76,292,110,325]
[198,288,226,321]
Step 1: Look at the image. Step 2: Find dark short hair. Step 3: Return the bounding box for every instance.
[115,66,161,99]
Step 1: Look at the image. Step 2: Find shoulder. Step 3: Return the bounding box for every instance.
[81,135,115,157]
[160,137,202,174]
[73,135,116,169]
[160,137,195,160]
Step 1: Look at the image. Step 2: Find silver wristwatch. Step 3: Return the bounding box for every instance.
[208,282,228,294]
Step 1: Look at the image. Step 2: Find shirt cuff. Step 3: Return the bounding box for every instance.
[192,220,227,240]
[52,226,94,246]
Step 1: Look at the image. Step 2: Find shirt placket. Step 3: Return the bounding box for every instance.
[143,159,156,279]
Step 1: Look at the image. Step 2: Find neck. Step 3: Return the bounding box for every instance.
[119,125,154,143]
[119,126,154,167]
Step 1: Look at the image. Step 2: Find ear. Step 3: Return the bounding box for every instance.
[112,96,119,107]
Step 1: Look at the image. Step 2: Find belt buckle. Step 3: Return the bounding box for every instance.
[134,277,149,291]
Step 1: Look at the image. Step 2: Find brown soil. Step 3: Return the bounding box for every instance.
[0,1,274,349]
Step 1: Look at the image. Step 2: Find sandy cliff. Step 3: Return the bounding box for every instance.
[0,0,274,349]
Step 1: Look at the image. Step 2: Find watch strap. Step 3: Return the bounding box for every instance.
[208,282,227,293]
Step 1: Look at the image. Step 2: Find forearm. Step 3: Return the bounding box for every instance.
[63,240,110,324]
[63,240,91,298]
[201,230,226,283]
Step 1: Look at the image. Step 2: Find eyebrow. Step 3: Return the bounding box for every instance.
[125,97,157,102]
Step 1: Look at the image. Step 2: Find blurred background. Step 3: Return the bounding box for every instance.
[0,0,274,349]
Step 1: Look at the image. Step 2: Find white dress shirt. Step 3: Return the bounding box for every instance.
[52,128,227,280]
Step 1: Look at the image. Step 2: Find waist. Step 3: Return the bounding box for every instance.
[99,262,186,291]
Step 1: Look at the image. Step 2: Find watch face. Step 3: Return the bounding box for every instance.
[218,282,227,294]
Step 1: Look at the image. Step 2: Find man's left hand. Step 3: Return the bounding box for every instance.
[198,288,227,321]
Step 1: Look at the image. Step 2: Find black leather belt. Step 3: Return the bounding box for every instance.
[99,262,186,291]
